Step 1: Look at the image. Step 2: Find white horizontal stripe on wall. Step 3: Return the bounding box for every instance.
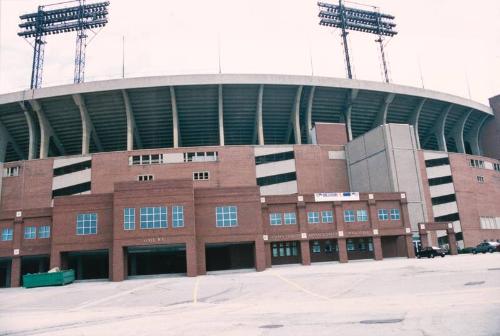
[426,165,452,179]
[432,202,458,218]
[53,155,91,169]
[52,169,91,190]
[424,151,448,161]
[164,153,184,163]
[254,146,294,157]
[484,162,493,170]
[256,159,296,178]
[429,183,455,198]
[328,151,346,160]
[260,180,298,196]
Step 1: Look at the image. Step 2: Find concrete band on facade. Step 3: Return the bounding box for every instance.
[0,74,494,163]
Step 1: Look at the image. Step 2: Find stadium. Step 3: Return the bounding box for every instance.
[0,73,499,287]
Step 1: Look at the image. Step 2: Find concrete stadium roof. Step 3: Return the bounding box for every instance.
[0,74,494,162]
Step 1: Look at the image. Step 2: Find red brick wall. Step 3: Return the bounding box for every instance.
[295,145,349,194]
[449,153,500,246]
[314,123,348,146]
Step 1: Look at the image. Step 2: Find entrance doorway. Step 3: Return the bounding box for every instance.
[310,239,339,263]
[271,241,301,265]
[65,250,109,280]
[205,242,255,271]
[127,244,187,276]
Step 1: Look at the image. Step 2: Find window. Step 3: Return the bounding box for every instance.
[77,213,97,235]
[480,217,500,230]
[321,211,334,223]
[344,210,355,222]
[255,151,294,165]
[347,239,355,251]
[129,154,164,165]
[184,152,218,162]
[425,157,450,168]
[356,209,368,222]
[256,172,297,187]
[378,209,389,221]
[124,208,135,230]
[428,175,453,186]
[138,174,154,182]
[172,206,184,228]
[24,226,36,239]
[270,213,282,225]
[390,209,401,220]
[38,226,50,238]
[272,242,298,257]
[469,159,484,168]
[216,206,238,227]
[307,212,320,224]
[193,171,209,180]
[476,176,485,183]
[312,241,321,253]
[3,166,20,177]
[140,207,167,229]
[284,212,297,225]
[494,163,500,172]
[1,228,13,241]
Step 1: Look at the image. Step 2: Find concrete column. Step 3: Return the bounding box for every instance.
[255,84,264,145]
[186,238,198,277]
[300,240,311,265]
[343,89,358,141]
[287,86,303,144]
[170,87,180,148]
[373,236,383,261]
[30,100,67,159]
[436,104,453,152]
[111,245,124,281]
[449,109,472,154]
[19,102,37,160]
[372,92,395,128]
[306,86,316,144]
[122,90,142,151]
[264,242,272,268]
[218,85,225,146]
[465,114,489,155]
[10,257,21,287]
[408,98,426,149]
[73,94,102,155]
[196,240,206,275]
[254,238,266,272]
[337,238,348,263]
[50,249,61,269]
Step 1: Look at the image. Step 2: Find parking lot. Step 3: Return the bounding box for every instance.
[1,253,499,336]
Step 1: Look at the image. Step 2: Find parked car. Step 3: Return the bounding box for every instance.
[472,242,500,254]
[458,247,475,254]
[416,246,446,258]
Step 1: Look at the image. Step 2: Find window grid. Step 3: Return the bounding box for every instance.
[344,210,355,222]
[193,171,209,180]
[3,166,20,177]
[357,209,368,222]
[270,213,282,225]
[172,206,185,228]
[378,209,389,221]
[77,213,97,235]
[284,212,297,225]
[476,176,485,183]
[1,228,13,241]
[138,174,154,182]
[24,226,36,239]
[390,209,400,220]
[216,206,238,227]
[321,211,334,223]
[124,208,135,230]
[140,207,167,229]
[38,226,50,238]
[307,212,320,224]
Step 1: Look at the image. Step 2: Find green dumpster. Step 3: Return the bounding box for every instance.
[23,269,75,288]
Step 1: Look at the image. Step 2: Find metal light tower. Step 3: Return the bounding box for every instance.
[318,1,397,82]
[18,1,110,89]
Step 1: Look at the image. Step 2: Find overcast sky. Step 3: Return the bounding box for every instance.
[0,0,499,105]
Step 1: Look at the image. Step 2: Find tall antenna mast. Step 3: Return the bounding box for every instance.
[18,1,110,89]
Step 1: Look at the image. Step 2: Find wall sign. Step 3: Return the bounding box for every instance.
[314,192,360,202]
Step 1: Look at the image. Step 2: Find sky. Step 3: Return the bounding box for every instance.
[0,0,499,105]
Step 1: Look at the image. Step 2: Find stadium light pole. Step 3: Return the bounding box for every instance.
[18,0,110,89]
[318,1,397,82]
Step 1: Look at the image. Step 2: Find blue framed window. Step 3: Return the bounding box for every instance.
[344,210,355,222]
[284,212,297,225]
[357,209,368,222]
[270,213,282,225]
[321,211,334,223]
[307,212,320,224]
[378,209,389,221]
[38,226,50,238]
[1,228,13,241]
[216,206,238,227]
[124,208,135,230]
[140,207,167,229]
[24,226,36,239]
[172,206,184,228]
[77,213,97,235]
[390,209,400,220]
